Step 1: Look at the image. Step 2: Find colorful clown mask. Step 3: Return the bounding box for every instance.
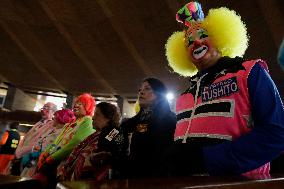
[165,1,249,77]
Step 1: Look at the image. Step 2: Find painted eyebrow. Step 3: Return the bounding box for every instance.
[188,35,194,40]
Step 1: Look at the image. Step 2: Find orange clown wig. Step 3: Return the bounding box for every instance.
[73,93,96,116]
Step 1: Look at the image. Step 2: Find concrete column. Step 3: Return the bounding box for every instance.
[65,93,74,109]
[3,85,37,111]
[115,95,124,116]
[3,85,16,110]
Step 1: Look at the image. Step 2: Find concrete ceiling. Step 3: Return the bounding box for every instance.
[0,0,283,100]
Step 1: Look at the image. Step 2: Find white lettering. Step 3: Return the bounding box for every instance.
[231,82,238,92]
[213,88,218,98]
[217,86,224,96]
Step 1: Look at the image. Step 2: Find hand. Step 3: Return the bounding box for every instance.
[33,145,41,152]
[38,152,48,163]
[37,152,49,171]
[45,156,55,164]
[36,159,44,171]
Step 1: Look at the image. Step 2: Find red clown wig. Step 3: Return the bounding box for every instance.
[74,93,96,116]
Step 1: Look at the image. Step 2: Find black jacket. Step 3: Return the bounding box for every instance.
[0,129,20,155]
[120,99,176,178]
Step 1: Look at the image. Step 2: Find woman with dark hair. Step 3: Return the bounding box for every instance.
[120,77,176,178]
[57,102,124,181]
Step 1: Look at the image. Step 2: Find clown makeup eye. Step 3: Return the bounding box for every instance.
[187,35,194,46]
[198,29,208,39]
[200,32,208,39]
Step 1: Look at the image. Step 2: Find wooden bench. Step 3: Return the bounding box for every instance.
[0,174,41,189]
[56,174,284,189]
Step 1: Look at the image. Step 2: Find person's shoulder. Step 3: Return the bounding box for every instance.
[34,120,43,126]
[79,116,92,124]
[243,59,269,71]
[120,115,139,132]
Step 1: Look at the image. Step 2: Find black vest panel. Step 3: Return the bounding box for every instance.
[0,130,20,154]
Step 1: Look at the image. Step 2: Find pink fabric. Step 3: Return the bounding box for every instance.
[175,60,255,139]
[54,109,76,125]
[15,119,55,158]
[175,60,270,175]
[242,163,270,177]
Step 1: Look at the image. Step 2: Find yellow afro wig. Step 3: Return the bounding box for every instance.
[165,31,198,77]
[165,7,249,77]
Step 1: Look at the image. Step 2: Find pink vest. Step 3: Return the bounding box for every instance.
[175,59,270,174]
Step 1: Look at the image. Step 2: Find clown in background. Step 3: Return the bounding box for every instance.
[35,93,95,186]
[164,2,284,176]
[15,102,57,159]
[20,109,75,178]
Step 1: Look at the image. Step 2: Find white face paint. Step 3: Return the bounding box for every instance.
[193,45,208,60]
[186,26,221,71]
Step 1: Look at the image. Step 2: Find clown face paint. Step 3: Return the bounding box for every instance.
[73,101,87,118]
[185,25,220,71]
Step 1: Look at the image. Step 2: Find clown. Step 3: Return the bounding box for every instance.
[20,109,76,178]
[164,2,284,176]
[35,93,95,185]
[15,102,57,159]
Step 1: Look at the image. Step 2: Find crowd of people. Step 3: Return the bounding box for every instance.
[0,80,177,187]
[0,1,284,188]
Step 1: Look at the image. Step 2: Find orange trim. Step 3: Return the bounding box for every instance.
[0,132,9,145]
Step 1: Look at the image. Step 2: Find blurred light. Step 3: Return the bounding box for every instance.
[34,93,66,111]
[166,92,174,101]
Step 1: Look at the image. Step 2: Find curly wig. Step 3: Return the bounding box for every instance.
[54,109,76,124]
[74,93,96,116]
[165,6,248,77]
[96,102,120,128]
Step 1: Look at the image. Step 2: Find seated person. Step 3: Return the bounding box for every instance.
[15,102,57,159]
[35,93,95,185]
[20,109,75,177]
[57,102,124,181]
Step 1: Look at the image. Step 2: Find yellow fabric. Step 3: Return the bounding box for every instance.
[165,31,197,77]
[202,7,248,58]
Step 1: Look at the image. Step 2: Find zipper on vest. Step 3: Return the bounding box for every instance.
[182,73,208,143]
